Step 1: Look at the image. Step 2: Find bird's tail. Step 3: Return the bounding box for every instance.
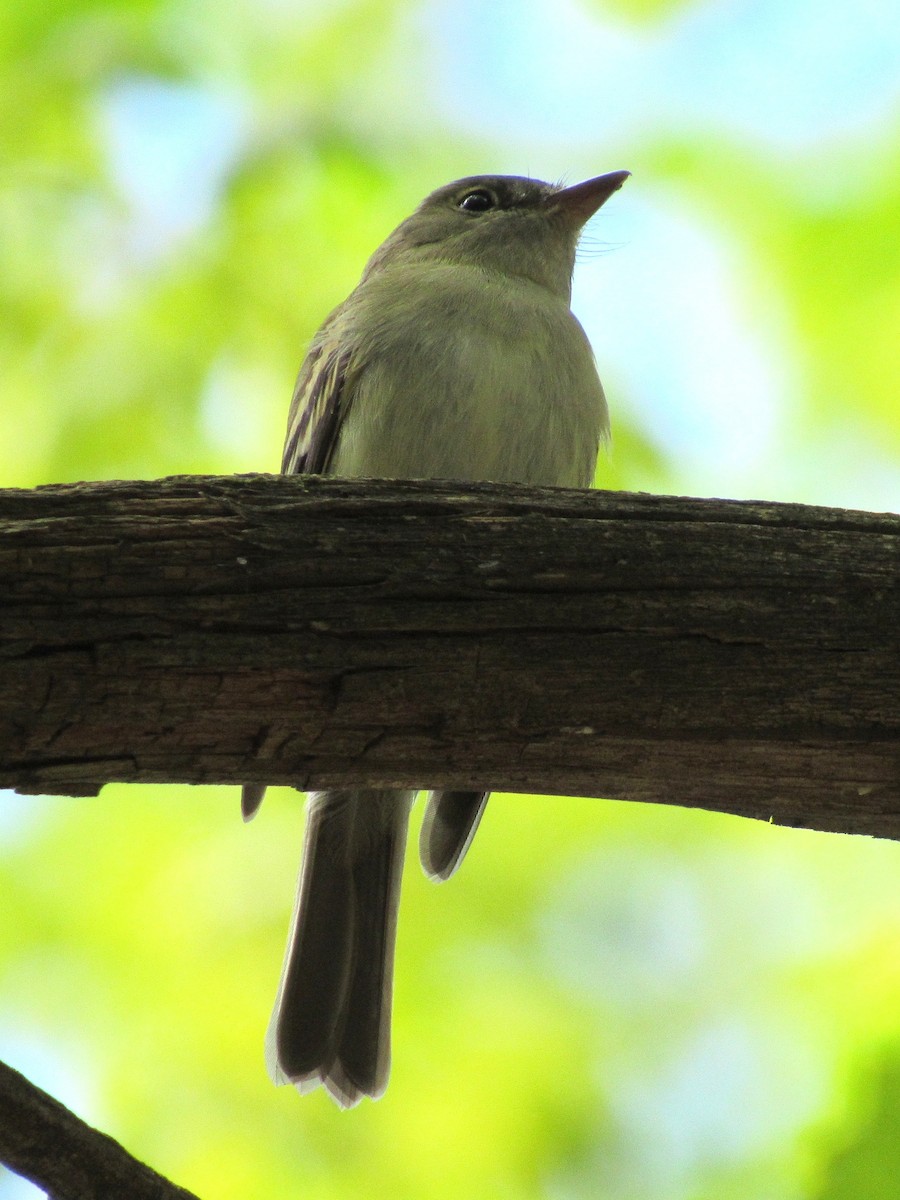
[265,789,416,1107]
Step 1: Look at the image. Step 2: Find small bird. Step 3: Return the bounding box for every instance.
[243,169,629,1107]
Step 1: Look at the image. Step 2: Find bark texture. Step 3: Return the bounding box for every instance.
[0,1058,201,1200]
[1,474,897,836]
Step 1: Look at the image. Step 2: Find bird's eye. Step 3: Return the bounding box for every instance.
[458,189,496,213]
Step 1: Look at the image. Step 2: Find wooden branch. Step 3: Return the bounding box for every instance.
[1,475,897,837]
[0,1058,201,1200]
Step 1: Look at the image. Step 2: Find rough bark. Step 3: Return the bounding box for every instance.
[0,1058,201,1200]
[1,474,897,836]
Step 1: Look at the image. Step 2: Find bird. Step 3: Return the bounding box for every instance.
[242,169,629,1107]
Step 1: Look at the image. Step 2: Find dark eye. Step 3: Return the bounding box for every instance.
[458,189,496,213]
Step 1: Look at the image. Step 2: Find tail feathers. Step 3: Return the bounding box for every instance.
[266,793,356,1095]
[419,790,489,881]
[267,790,414,1107]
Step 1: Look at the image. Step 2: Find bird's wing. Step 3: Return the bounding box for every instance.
[242,324,353,820]
[281,326,354,476]
[419,790,489,881]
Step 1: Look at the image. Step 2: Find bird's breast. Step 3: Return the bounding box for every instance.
[328,267,607,488]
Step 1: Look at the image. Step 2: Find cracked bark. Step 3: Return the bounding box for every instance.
[0,473,898,837]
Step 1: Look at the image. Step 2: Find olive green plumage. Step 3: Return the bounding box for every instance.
[243,169,628,1107]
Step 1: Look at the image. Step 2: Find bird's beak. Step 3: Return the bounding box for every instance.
[550,170,630,226]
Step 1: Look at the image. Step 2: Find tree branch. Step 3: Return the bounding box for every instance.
[1,474,897,836]
[0,1058,201,1200]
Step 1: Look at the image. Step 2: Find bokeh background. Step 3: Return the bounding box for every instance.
[1,0,899,1197]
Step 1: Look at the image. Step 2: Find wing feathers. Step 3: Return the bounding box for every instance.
[419,790,489,882]
[282,332,352,476]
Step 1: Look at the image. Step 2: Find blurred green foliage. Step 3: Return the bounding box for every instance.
[1,1,899,1198]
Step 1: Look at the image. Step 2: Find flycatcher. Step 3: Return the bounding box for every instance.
[243,169,629,1106]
